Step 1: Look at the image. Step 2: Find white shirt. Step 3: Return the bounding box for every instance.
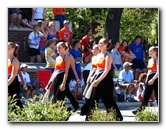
[28,31,43,49]
[110,48,121,65]
[33,8,45,19]
[18,71,31,84]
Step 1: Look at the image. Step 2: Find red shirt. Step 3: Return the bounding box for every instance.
[80,35,92,58]
[119,46,131,53]
[52,8,66,16]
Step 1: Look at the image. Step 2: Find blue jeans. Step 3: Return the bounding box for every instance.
[54,15,68,29]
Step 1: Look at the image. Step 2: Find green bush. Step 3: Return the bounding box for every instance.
[8,95,72,121]
[87,102,117,121]
[135,106,158,121]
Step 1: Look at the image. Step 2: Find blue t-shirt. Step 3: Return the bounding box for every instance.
[119,69,133,83]
[69,48,82,72]
[47,33,56,40]
[129,42,144,60]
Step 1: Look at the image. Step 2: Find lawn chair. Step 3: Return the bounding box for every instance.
[37,70,54,94]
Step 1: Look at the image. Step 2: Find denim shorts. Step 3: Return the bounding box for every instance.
[39,46,45,52]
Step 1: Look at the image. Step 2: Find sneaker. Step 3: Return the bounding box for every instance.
[126,96,132,102]
[152,101,158,107]
[131,96,137,102]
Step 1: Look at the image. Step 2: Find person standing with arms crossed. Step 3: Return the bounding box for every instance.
[132,46,158,115]
[85,38,123,121]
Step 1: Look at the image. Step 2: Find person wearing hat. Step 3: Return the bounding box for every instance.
[58,20,72,45]
[118,62,138,102]
[18,63,36,99]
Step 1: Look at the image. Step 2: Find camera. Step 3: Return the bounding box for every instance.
[84,39,94,52]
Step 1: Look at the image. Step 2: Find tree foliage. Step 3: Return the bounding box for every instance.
[120,8,158,45]
[45,8,158,45]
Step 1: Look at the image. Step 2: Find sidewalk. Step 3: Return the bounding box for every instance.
[65,100,158,122]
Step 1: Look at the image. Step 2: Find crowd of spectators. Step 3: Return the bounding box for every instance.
[9,8,158,105]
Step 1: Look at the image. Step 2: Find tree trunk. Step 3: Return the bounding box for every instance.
[106,8,123,44]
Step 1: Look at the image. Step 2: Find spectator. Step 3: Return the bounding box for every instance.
[32,8,45,21]
[52,8,68,29]
[27,25,47,63]
[80,28,93,64]
[69,40,82,81]
[45,39,57,74]
[46,21,57,40]
[58,20,72,45]
[119,62,138,102]
[20,8,37,29]
[119,40,136,64]
[136,73,147,101]
[129,35,147,80]
[136,72,156,102]
[9,8,22,28]
[8,42,23,109]
[37,20,47,62]
[18,63,36,99]
[132,46,158,115]
[110,41,123,77]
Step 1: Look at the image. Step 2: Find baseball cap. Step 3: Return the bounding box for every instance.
[123,62,132,68]
[20,63,28,69]
[63,20,70,24]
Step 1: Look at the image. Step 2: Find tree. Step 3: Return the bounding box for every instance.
[106,8,123,43]
[45,8,158,46]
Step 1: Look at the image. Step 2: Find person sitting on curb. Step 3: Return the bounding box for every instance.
[119,62,138,102]
[18,63,36,99]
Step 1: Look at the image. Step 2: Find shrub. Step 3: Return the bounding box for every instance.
[87,102,117,121]
[135,106,158,121]
[8,95,72,121]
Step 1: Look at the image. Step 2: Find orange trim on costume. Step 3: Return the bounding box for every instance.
[8,62,12,74]
[147,60,157,71]
[55,56,66,71]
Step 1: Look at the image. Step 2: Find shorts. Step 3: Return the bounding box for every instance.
[115,64,122,70]
[39,46,45,52]
[132,59,146,69]
[28,47,40,56]
[45,68,55,74]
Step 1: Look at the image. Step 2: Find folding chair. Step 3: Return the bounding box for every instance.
[37,70,54,92]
